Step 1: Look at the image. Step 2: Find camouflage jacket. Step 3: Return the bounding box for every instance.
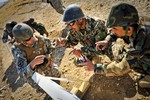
[64,17,107,58]
[11,35,52,79]
[95,24,150,76]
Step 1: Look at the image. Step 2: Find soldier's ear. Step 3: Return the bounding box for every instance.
[128,27,133,32]
[128,27,130,31]
[127,27,134,36]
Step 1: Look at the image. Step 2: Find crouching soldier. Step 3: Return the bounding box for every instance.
[55,4,107,65]
[11,23,60,83]
[83,3,150,88]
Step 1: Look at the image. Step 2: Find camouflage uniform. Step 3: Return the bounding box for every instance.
[95,25,150,75]
[94,3,150,88]
[12,23,61,93]
[63,17,107,60]
[12,35,60,79]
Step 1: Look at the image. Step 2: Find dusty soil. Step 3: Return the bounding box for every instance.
[0,0,150,100]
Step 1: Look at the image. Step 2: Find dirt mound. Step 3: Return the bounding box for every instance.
[0,0,150,100]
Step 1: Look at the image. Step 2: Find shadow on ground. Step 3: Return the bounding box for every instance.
[138,86,150,97]
[83,74,137,100]
[2,61,25,92]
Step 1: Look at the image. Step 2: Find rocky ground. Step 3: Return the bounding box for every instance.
[0,0,150,100]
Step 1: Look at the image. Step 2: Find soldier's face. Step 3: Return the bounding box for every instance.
[111,26,127,37]
[23,36,35,47]
[111,26,134,37]
[66,21,80,31]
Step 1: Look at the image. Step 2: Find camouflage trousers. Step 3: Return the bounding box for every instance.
[47,0,65,14]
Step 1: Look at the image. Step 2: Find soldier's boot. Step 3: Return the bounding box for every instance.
[139,75,150,88]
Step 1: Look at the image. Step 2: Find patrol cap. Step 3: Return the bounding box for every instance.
[106,3,139,28]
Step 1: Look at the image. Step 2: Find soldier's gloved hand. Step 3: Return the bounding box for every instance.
[95,40,108,51]
[82,58,94,71]
[30,55,46,69]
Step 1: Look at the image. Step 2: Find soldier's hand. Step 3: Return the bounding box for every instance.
[54,37,66,47]
[82,58,94,71]
[95,40,108,51]
[30,55,46,69]
[69,48,82,58]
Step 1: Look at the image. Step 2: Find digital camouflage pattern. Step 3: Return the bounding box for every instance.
[12,35,60,79]
[64,17,107,60]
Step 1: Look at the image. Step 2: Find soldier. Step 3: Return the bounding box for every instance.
[11,23,60,81]
[42,0,65,15]
[2,21,17,44]
[2,18,49,45]
[55,4,107,64]
[83,3,150,88]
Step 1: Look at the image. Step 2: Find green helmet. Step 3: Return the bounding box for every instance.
[62,4,84,22]
[12,23,33,42]
[106,3,139,28]
[5,21,17,32]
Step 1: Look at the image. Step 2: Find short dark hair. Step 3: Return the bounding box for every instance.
[122,24,138,30]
